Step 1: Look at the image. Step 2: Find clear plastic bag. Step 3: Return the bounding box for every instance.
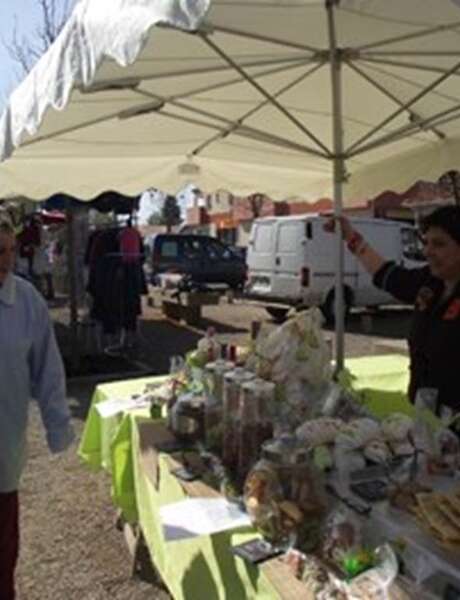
[320,507,362,564]
[328,544,399,600]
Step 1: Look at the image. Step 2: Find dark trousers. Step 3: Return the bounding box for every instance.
[0,492,19,600]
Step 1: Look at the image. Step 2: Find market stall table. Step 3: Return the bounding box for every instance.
[79,377,327,598]
[78,354,441,599]
[79,355,411,519]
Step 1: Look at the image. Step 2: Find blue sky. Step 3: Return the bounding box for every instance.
[0,1,40,107]
[0,1,197,219]
[0,0,74,109]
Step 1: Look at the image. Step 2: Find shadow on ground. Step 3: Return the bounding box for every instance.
[136,317,202,372]
[193,316,247,335]
[323,307,413,339]
[57,316,203,421]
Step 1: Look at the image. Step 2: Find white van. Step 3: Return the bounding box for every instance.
[245,214,425,322]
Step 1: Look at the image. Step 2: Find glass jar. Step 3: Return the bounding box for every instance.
[204,360,235,404]
[222,367,255,470]
[170,392,205,443]
[414,387,439,455]
[237,378,276,482]
[203,360,235,450]
[244,434,327,551]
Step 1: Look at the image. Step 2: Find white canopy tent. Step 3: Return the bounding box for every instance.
[3,0,460,369]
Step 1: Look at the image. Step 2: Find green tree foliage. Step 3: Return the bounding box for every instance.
[161,195,182,232]
[147,211,163,226]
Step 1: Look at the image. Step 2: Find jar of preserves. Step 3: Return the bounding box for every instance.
[244,434,327,550]
[222,367,255,470]
[170,392,205,443]
[237,378,276,482]
[203,360,235,450]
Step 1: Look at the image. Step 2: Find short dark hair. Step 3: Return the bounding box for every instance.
[420,205,460,245]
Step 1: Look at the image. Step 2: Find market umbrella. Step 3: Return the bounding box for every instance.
[3,0,460,369]
[43,191,140,214]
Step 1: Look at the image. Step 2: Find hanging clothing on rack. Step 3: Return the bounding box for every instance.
[119,225,141,264]
[85,226,146,341]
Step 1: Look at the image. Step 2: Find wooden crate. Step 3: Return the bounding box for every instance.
[181,291,220,307]
[162,300,202,325]
[161,289,221,307]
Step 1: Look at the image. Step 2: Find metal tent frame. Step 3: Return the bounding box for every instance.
[3,0,460,369]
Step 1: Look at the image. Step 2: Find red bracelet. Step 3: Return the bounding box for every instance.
[356,241,368,256]
[347,231,364,254]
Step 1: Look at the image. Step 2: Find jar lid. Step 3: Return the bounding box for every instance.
[224,368,255,383]
[205,360,235,373]
[177,396,204,413]
[262,434,309,465]
[241,378,276,394]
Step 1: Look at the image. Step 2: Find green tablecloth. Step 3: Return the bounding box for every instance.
[79,375,169,471]
[345,354,411,419]
[78,354,415,519]
[78,377,294,599]
[79,375,169,521]
[77,354,413,599]
[131,418,280,600]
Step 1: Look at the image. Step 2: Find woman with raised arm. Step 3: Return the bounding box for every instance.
[325,206,460,414]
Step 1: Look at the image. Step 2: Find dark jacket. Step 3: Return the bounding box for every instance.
[373,263,460,412]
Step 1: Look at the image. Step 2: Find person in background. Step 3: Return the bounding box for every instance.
[0,217,74,600]
[325,205,460,415]
[32,221,55,300]
[117,216,146,349]
[16,214,41,280]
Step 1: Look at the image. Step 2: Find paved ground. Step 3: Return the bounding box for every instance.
[16,295,412,599]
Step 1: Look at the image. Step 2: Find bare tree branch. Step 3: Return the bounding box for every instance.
[3,0,73,76]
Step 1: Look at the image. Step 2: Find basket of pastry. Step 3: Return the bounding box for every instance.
[413,489,460,550]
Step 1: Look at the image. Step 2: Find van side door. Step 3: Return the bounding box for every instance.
[271,220,306,301]
[246,222,275,295]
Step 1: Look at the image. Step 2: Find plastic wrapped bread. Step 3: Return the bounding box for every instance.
[435,428,460,469]
[335,418,381,451]
[343,449,367,472]
[253,308,332,386]
[296,417,344,447]
[389,440,414,457]
[363,439,391,464]
[381,413,414,442]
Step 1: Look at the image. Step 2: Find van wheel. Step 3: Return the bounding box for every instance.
[321,289,352,325]
[265,307,289,323]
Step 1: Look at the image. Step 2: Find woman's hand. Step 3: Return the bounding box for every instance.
[323,216,355,242]
[324,215,386,275]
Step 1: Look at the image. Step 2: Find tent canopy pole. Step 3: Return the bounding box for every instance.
[326,0,345,374]
[65,204,80,372]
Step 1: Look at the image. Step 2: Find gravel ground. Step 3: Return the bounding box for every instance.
[16,296,411,599]
[17,407,169,600]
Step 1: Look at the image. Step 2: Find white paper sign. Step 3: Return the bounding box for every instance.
[95,395,150,418]
[160,498,251,542]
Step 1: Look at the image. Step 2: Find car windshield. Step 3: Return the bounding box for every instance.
[183,239,201,258]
